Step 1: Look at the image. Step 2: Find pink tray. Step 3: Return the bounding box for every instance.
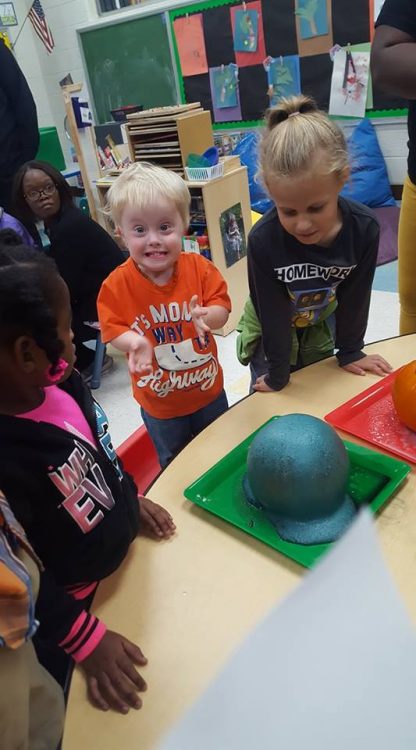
[325,370,416,464]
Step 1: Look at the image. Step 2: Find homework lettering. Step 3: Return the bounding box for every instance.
[274,263,356,283]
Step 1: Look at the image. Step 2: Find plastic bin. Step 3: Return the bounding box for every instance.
[36,127,66,171]
[185,163,224,181]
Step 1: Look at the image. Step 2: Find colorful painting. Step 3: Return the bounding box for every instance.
[230,1,266,68]
[220,203,247,268]
[212,64,238,109]
[295,0,329,40]
[209,67,242,123]
[233,9,258,53]
[264,55,301,107]
[346,43,373,109]
[329,48,370,119]
[174,14,208,77]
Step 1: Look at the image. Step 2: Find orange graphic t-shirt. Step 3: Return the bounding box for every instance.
[98,253,231,419]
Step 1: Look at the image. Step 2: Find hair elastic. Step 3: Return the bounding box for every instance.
[288,111,301,118]
[45,358,68,384]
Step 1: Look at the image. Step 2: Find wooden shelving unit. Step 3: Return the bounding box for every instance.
[125,103,214,174]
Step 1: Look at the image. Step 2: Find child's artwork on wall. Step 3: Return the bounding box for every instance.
[347,43,373,109]
[264,55,301,107]
[329,48,370,118]
[173,14,208,77]
[209,64,242,122]
[295,0,333,59]
[211,63,238,107]
[220,203,247,268]
[170,0,406,126]
[295,0,328,40]
[233,8,258,52]
[230,1,266,68]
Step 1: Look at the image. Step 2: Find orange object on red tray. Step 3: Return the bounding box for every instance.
[325,368,416,464]
[392,360,416,432]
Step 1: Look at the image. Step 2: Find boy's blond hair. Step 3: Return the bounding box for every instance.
[259,95,349,186]
[106,161,191,229]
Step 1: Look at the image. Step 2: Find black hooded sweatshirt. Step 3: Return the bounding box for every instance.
[0,371,140,659]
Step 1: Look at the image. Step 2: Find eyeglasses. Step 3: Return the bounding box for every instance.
[24,183,57,202]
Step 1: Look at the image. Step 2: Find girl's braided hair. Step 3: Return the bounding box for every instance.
[0,244,65,374]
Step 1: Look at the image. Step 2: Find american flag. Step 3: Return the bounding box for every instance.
[28,0,54,54]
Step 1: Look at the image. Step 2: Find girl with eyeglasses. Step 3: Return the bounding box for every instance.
[12,160,124,382]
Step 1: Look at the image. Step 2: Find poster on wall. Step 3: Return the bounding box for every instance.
[170,0,405,127]
[233,8,258,52]
[346,42,373,109]
[0,2,17,26]
[209,64,242,122]
[212,63,238,108]
[230,0,266,67]
[295,0,333,58]
[220,203,247,268]
[329,48,370,118]
[295,0,329,39]
[264,55,301,107]
[173,14,208,76]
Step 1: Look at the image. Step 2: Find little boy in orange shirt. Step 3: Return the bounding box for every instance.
[98,162,231,467]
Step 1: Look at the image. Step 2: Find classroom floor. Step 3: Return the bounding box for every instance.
[97,260,400,448]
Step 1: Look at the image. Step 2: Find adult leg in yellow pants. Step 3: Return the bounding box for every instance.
[398,177,416,334]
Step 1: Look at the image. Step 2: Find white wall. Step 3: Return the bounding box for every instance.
[10,0,409,184]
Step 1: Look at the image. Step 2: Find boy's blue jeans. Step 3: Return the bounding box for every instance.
[141,390,229,469]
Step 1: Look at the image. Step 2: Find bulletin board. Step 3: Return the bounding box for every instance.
[169,0,407,128]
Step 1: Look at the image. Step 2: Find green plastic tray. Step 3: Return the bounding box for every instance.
[184,417,411,568]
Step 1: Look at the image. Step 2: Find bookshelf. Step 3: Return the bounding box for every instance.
[125,104,214,175]
[186,166,251,336]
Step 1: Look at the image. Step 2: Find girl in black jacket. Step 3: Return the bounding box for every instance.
[0,243,175,714]
[12,159,125,377]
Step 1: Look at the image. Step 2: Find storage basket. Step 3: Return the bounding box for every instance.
[185,163,224,181]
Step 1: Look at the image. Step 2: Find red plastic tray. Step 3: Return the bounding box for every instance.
[325,369,416,464]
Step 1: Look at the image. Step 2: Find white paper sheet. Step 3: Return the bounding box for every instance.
[329,49,370,118]
[374,0,385,23]
[159,510,416,749]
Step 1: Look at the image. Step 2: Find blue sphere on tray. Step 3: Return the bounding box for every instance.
[244,414,357,545]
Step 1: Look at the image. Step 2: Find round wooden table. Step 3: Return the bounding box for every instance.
[63,337,416,748]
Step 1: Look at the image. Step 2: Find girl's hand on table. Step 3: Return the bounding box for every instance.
[83,630,147,714]
[342,354,393,377]
[139,496,176,540]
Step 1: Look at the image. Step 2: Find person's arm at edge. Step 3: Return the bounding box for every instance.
[371,25,416,99]
[0,43,39,161]
[248,237,292,391]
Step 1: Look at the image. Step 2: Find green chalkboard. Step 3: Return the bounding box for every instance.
[80,14,177,124]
